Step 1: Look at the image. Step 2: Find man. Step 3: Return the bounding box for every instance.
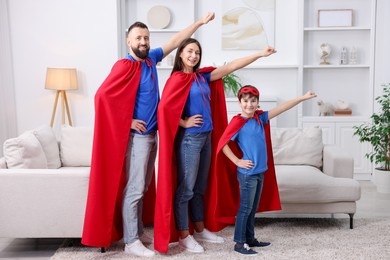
[81,12,215,257]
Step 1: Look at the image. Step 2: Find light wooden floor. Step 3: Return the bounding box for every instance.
[1,181,389,259]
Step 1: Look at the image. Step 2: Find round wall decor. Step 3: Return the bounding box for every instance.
[147,5,171,29]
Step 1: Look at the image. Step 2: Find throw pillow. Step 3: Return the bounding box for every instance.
[33,125,61,169]
[0,157,6,169]
[60,126,93,167]
[3,131,48,169]
[271,127,323,168]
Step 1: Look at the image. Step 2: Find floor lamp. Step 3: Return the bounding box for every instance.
[45,68,78,127]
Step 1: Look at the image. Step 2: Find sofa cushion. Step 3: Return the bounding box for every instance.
[3,131,48,169]
[275,165,361,203]
[271,127,323,168]
[32,125,61,169]
[60,126,93,167]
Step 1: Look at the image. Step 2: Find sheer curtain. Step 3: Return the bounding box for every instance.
[0,0,17,157]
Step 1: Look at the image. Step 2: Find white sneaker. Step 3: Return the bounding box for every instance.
[139,232,153,244]
[124,239,155,257]
[193,228,224,243]
[179,235,204,253]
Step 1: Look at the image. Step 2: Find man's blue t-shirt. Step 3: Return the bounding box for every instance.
[182,72,213,133]
[125,48,163,135]
[231,111,269,175]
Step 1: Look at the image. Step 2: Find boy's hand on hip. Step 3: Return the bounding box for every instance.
[236,159,254,169]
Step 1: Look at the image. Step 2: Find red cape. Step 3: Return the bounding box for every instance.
[208,110,281,226]
[82,59,156,247]
[154,67,228,253]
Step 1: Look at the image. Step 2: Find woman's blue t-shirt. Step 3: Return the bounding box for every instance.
[182,72,213,133]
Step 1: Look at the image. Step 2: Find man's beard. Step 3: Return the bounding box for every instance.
[132,46,150,60]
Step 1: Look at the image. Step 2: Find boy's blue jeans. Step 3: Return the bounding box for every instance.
[174,130,212,231]
[234,172,264,244]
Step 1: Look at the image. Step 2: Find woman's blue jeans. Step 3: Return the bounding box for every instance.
[174,130,212,231]
[234,172,264,244]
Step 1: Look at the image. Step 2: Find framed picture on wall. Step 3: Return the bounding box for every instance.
[221,0,275,50]
[318,9,353,27]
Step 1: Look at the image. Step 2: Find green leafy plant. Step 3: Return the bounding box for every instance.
[353,83,390,171]
[222,72,242,97]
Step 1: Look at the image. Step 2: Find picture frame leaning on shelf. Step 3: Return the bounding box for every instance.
[318,9,353,27]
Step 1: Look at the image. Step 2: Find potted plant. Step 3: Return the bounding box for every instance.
[353,83,390,193]
[222,72,242,97]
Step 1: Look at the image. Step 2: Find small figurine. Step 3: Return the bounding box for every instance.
[349,46,357,65]
[340,47,348,65]
[320,43,331,65]
[317,99,332,116]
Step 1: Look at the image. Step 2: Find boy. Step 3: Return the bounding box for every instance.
[216,85,316,255]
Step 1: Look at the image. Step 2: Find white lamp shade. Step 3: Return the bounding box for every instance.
[45,68,78,90]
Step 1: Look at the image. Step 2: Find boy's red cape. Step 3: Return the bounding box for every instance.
[154,67,229,253]
[82,59,156,247]
[208,110,281,227]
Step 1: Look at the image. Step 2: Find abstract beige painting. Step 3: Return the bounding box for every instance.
[222,0,275,50]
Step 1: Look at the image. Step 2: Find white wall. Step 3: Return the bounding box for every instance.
[375,0,390,103]
[5,0,389,135]
[7,0,118,135]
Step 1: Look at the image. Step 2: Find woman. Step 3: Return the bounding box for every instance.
[154,38,276,254]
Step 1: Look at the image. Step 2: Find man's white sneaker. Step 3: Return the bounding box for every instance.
[193,228,224,243]
[139,232,153,244]
[179,235,204,253]
[124,239,155,257]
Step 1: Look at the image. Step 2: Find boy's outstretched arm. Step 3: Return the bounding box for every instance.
[268,91,317,120]
[222,144,254,170]
[161,12,215,58]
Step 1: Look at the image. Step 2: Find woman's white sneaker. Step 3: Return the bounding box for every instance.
[124,239,155,257]
[179,235,204,253]
[193,228,224,243]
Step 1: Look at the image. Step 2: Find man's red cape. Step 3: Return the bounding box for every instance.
[207,110,281,227]
[154,67,228,253]
[81,59,156,247]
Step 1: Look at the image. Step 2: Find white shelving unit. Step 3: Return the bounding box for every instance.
[118,0,195,59]
[298,0,377,178]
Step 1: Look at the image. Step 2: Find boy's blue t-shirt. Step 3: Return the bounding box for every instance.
[125,48,163,135]
[182,72,213,133]
[231,111,269,175]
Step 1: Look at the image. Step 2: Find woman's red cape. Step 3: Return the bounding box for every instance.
[154,67,228,253]
[81,59,156,247]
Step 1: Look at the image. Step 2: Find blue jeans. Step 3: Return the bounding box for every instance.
[122,133,157,244]
[234,172,264,244]
[174,130,212,231]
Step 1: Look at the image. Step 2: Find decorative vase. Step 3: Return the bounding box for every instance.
[374,168,390,194]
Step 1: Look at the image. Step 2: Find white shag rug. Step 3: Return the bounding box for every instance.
[50,218,390,260]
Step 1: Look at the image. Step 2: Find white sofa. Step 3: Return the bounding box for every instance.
[0,126,360,239]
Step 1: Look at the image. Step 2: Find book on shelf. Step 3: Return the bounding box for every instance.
[334,109,352,116]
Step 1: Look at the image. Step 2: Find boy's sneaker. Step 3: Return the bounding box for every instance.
[193,228,224,243]
[179,235,204,253]
[234,243,258,256]
[139,232,153,244]
[247,238,271,248]
[124,239,155,257]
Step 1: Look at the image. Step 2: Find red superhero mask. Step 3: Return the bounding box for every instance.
[238,85,260,100]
